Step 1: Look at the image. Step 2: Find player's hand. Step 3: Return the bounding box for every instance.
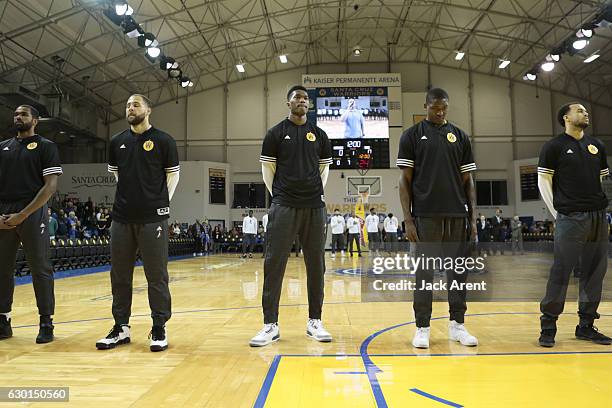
[0,214,16,229]
[469,220,478,243]
[405,219,419,242]
[4,212,27,227]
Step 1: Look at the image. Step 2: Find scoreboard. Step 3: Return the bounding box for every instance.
[330,138,389,169]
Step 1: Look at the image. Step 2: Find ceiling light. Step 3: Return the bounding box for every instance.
[236,63,245,73]
[103,7,124,25]
[180,77,194,88]
[584,52,600,63]
[576,28,593,38]
[498,59,510,69]
[115,3,133,16]
[541,62,555,72]
[279,54,288,63]
[138,32,158,48]
[545,53,560,62]
[168,68,182,79]
[159,56,178,70]
[523,72,537,81]
[572,39,589,50]
[352,46,362,56]
[455,51,465,61]
[146,47,161,58]
[121,17,142,37]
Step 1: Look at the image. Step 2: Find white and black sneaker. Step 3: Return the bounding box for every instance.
[306,319,332,342]
[96,324,130,350]
[149,326,168,352]
[249,323,280,347]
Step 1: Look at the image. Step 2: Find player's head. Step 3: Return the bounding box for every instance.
[126,94,152,126]
[334,208,340,215]
[480,214,486,221]
[14,105,39,132]
[248,210,253,216]
[496,208,502,216]
[557,102,589,130]
[370,208,376,214]
[425,88,449,125]
[287,85,309,117]
[388,213,393,218]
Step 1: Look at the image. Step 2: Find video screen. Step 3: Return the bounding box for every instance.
[314,88,389,139]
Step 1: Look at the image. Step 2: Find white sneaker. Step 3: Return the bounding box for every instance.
[341,251,346,257]
[449,321,478,346]
[331,253,336,258]
[306,319,332,342]
[96,324,130,350]
[412,327,430,349]
[149,326,168,352]
[249,323,280,347]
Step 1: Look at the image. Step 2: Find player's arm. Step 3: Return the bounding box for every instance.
[397,129,418,242]
[537,141,558,219]
[3,175,58,228]
[261,129,278,195]
[538,173,556,219]
[319,130,333,187]
[462,172,477,241]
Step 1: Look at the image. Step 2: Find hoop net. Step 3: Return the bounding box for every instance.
[358,190,370,205]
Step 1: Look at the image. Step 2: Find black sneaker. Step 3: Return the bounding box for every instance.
[575,325,612,345]
[96,325,131,350]
[149,325,168,352]
[0,315,12,340]
[538,329,556,347]
[36,318,54,344]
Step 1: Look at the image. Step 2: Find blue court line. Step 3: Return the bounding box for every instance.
[334,371,367,375]
[14,254,196,286]
[410,388,463,407]
[253,355,282,408]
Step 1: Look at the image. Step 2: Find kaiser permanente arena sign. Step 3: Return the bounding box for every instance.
[302,73,401,88]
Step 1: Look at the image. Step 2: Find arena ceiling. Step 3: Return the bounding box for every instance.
[1,0,611,122]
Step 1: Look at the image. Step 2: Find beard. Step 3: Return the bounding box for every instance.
[15,121,32,131]
[127,113,146,125]
[575,120,589,129]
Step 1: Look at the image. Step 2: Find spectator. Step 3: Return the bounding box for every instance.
[48,208,58,241]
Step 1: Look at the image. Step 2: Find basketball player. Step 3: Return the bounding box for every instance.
[365,208,381,254]
[398,88,479,349]
[538,102,611,347]
[0,105,62,344]
[250,85,332,347]
[96,94,180,352]
[241,210,257,258]
[330,209,346,258]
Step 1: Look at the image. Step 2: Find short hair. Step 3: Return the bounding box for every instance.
[17,105,40,119]
[370,208,376,212]
[129,94,153,108]
[557,102,580,126]
[287,85,308,100]
[334,208,340,212]
[426,88,449,104]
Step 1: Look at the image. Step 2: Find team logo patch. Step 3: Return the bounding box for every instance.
[588,144,598,155]
[318,89,327,97]
[157,207,170,216]
[143,140,154,151]
[447,133,457,143]
[306,132,316,142]
[27,142,38,150]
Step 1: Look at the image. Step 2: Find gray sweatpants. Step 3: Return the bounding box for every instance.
[540,210,608,329]
[262,204,327,323]
[110,221,171,327]
[0,202,54,316]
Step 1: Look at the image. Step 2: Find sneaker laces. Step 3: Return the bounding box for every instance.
[106,325,124,339]
[257,323,277,336]
[149,326,166,341]
[308,319,322,329]
[416,327,429,335]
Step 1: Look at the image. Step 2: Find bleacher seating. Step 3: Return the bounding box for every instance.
[14,237,196,276]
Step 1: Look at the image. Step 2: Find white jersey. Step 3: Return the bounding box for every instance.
[347,217,361,234]
[365,214,380,233]
[384,216,399,233]
[262,214,269,232]
[330,215,345,235]
[242,216,258,234]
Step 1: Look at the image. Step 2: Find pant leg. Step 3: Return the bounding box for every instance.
[444,217,469,324]
[18,204,55,316]
[388,233,398,252]
[413,217,444,327]
[298,207,327,320]
[577,210,608,326]
[262,204,298,323]
[262,232,267,256]
[110,221,138,325]
[540,212,588,330]
[137,222,172,327]
[0,225,20,314]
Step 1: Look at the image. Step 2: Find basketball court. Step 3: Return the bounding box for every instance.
[3,251,611,407]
